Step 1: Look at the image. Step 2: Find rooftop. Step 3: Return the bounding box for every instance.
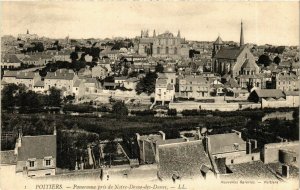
[208,133,246,155]
[223,161,279,180]
[254,89,285,99]
[158,140,211,179]
[214,46,244,60]
[0,150,17,165]
[17,135,56,161]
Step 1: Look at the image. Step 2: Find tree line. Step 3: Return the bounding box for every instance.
[1,84,62,113]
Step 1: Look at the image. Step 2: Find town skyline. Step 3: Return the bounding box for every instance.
[1,1,299,46]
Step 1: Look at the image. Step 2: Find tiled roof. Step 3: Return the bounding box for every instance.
[34,80,44,87]
[73,80,81,87]
[214,47,244,60]
[45,69,75,80]
[158,140,211,179]
[0,150,17,165]
[267,163,299,180]
[214,36,223,44]
[277,72,298,81]
[224,78,240,88]
[16,72,36,79]
[208,133,246,155]
[1,54,21,63]
[156,78,168,86]
[114,76,127,80]
[125,77,139,82]
[223,161,279,180]
[285,91,299,96]
[254,89,285,99]
[17,135,56,161]
[242,59,257,69]
[184,75,207,84]
[3,71,18,77]
[167,84,174,90]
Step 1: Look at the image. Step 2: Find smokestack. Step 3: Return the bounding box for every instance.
[87,146,94,166]
[17,131,22,148]
[250,139,257,149]
[158,131,166,140]
[205,136,211,153]
[53,122,57,135]
[246,140,252,154]
[282,164,290,178]
[75,161,79,171]
[80,156,84,170]
[196,127,202,140]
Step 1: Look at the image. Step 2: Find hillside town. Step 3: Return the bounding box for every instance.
[1,21,299,188]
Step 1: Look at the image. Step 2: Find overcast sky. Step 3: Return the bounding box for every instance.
[1,1,299,45]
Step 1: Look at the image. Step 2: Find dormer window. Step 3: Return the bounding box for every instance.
[28,158,36,168]
[29,161,35,167]
[44,156,53,167]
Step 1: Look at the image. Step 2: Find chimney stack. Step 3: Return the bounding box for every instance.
[17,131,22,148]
[282,164,290,178]
[246,140,252,154]
[136,133,140,141]
[53,122,57,135]
[196,127,202,140]
[158,131,166,140]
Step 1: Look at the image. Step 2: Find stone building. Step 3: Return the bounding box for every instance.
[212,22,260,79]
[137,30,189,59]
[275,71,299,92]
[178,75,210,99]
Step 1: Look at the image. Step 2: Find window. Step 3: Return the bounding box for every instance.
[157,47,160,54]
[231,160,234,164]
[293,157,297,162]
[45,159,51,166]
[29,161,35,167]
[174,47,177,55]
[166,47,169,54]
[252,156,254,161]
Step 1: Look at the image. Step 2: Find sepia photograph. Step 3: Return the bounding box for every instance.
[0,1,299,190]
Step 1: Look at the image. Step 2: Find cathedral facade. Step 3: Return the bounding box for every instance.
[137,30,189,59]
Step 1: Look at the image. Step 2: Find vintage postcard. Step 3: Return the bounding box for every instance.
[0,1,299,190]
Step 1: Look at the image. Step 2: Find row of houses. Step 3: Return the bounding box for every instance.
[136,129,299,181]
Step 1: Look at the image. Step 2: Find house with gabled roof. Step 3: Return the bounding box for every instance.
[14,131,57,177]
[178,75,210,99]
[2,71,41,90]
[0,129,57,178]
[1,54,22,69]
[44,69,78,94]
[275,71,299,92]
[91,65,108,79]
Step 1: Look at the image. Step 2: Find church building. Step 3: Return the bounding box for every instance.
[212,22,260,79]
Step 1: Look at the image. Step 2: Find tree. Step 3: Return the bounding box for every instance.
[47,87,62,107]
[155,63,164,73]
[135,72,158,95]
[70,52,79,62]
[167,109,177,116]
[273,56,281,65]
[258,54,271,67]
[1,84,19,110]
[112,101,128,120]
